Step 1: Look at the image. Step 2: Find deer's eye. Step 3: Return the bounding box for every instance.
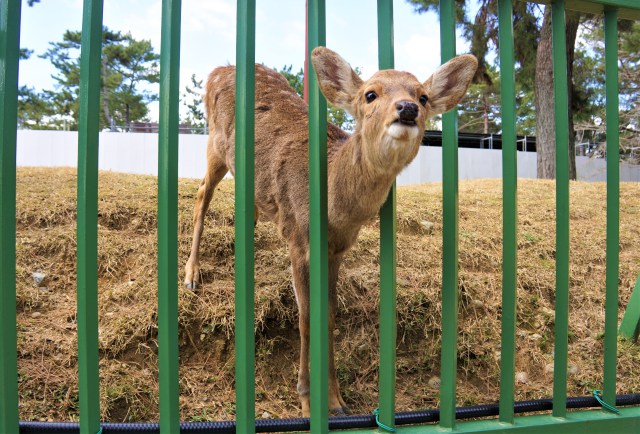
[365,91,377,103]
[419,95,428,106]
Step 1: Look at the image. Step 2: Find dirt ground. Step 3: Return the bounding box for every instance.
[14,167,640,423]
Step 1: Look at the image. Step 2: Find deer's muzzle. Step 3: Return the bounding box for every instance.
[395,100,419,126]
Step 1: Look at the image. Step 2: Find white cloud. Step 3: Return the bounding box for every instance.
[396,32,442,80]
[104,0,162,49]
[182,0,235,34]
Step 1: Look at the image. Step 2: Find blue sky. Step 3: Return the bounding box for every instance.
[19,0,470,121]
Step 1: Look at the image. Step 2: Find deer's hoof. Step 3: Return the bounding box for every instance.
[184,281,198,290]
[329,406,350,417]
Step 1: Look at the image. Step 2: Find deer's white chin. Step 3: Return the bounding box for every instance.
[387,123,420,141]
[381,124,421,157]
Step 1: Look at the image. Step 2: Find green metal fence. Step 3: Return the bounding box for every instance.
[1,0,640,433]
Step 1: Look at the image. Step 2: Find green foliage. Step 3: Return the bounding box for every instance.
[276,64,357,131]
[406,0,544,134]
[17,86,55,129]
[181,74,206,133]
[458,66,501,133]
[278,64,304,96]
[515,81,536,136]
[405,0,541,89]
[327,103,354,132]
[19,48,33,60]
[38,27,159,131]
[405,0,635,147]
[405,0,466,25]
[575,20,640,159]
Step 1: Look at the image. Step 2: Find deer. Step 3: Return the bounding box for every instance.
[184,47,477,416]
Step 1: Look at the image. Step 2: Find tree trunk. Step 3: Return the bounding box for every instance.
[565,11,580,179]
[535,7,580,180]
[483,93,489,134]
[102,57,116,132]
[125,104,130,132]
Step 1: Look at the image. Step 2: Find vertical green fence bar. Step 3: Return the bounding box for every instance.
[603,7,619,409]
[307,0,328,432]
[377,0,397,430]
[76,1,104,433]
[235,0,256,432]
[157,0,181,432]
[0,1,21,432]
[439,0,459,428]
[551,0,570,418]
[497,0,518,424]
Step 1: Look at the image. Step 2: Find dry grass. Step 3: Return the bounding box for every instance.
[14,167,640,423]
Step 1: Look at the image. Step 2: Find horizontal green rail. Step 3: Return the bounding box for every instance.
[533,0,640,20]
[302,407,640,434]
[0,0,638,433]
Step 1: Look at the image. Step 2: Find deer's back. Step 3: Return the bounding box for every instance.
[205,64,350,244]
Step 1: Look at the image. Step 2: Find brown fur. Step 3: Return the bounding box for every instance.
[184,47,477,416]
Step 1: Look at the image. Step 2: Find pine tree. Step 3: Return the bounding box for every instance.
[40,27,159,131]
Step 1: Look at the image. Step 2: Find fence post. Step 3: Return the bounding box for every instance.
[497,0,518,424]
[235,0,257,432]
[0,1,21,432]
[377,0,397,430]
[603,7,620,409]
[307,1,329,431]
[551,0,570,418]
[76,1,104,433]
[157,0,182,432]
[439,0,460,429]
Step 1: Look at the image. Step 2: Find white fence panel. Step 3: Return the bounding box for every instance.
[16,130,640,184]
[17,130,208,179]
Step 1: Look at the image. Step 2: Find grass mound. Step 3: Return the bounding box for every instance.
[15,167,640,423]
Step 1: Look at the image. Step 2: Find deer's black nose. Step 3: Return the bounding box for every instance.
[396,100,419,122]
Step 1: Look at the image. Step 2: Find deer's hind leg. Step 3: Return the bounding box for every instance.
[184,136,228,289]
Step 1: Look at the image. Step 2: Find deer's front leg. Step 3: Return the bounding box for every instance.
[290,252,311,416]
[328,255,348,415]
[184,145,228,289]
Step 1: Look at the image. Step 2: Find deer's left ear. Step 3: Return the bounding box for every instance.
[311,47,363,115]
[423,54,478,115]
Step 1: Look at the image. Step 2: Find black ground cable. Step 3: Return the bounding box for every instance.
[18,392,640,433]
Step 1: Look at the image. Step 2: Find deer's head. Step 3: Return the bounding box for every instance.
[311,47,477,170]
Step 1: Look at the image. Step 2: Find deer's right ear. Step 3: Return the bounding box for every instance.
[423,54,478,115]
[311,47,363,115]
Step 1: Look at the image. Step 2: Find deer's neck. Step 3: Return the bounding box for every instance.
[327,129,419,229]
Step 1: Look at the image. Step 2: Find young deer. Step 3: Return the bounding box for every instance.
[184,47,477,416]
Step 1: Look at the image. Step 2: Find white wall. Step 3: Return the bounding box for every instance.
[17,130,209,179]
[396,147,538,185]
[16,130,640,184]
[576,157,640,182]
